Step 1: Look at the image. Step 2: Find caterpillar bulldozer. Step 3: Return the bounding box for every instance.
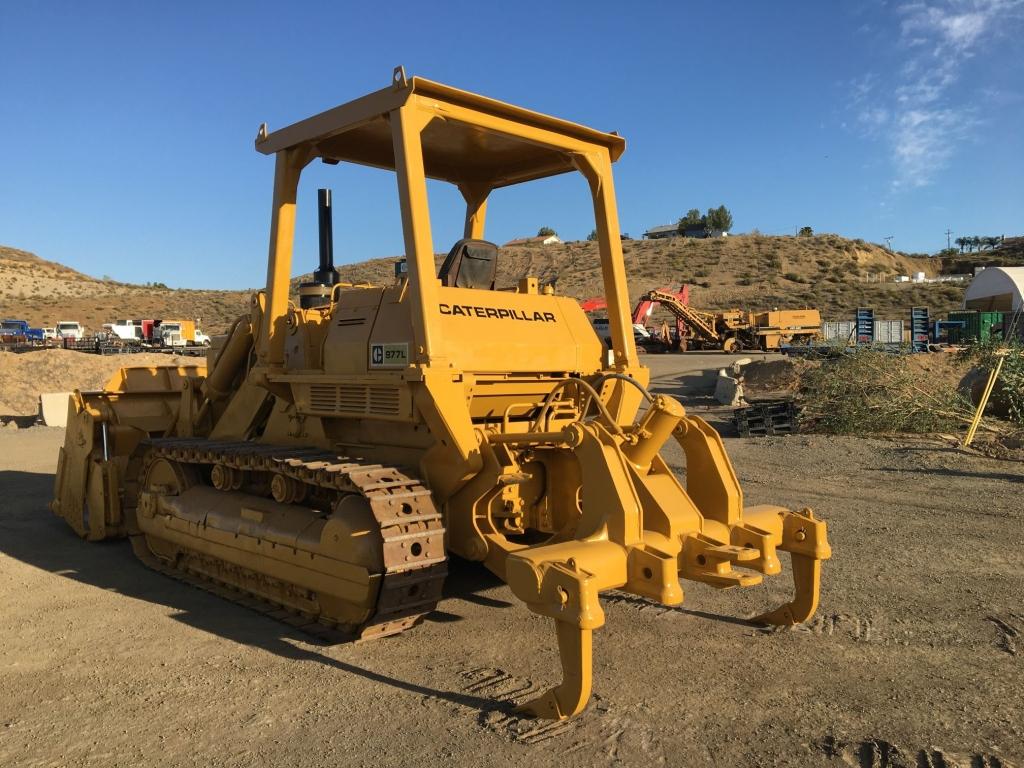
[51,68,831,720]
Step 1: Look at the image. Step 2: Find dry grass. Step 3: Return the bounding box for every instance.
[798,350,974,434]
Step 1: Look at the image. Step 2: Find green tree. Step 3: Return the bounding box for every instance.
[954,237,966,253]
[798,226,813,237]
[586,229,598,241]
[677,209,704,231]
[537,226,557,237]
[706,205,734,232]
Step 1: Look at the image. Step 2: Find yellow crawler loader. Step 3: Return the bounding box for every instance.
[52,68,830,720]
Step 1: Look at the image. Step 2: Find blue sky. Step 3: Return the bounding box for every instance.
[1,1,1021,289]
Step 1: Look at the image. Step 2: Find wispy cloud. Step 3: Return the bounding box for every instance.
[850,0,1022,188]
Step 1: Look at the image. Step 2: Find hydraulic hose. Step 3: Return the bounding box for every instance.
[590,372,654,403]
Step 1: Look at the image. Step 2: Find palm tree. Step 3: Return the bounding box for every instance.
[954,237,966,253]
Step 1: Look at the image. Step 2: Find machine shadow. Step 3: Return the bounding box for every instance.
[877,465,1024,482]
[0,470,511,716]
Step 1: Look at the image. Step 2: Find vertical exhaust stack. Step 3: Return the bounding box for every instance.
[299,188,341,308]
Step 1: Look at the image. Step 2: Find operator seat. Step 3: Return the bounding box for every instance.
[438,239,498,289]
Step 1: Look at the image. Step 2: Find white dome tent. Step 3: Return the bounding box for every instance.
[963,266,1024,312]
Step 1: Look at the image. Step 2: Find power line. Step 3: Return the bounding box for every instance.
[945,228,953,250]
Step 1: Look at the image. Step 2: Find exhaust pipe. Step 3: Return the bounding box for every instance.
[299,188,340,308]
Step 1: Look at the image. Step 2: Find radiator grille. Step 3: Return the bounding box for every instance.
[309,385,339,411]
[369,386,400,413]
[307,384,401,416]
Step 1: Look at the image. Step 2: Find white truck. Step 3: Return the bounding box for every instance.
[55,321,84,340]
[590,317,653,345]
[103,320,144,341]
[156,320,209,347]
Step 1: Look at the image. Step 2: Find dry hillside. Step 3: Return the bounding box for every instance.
[319,233,966,319]
[0,246,248,334]
[938,235,1024,274]
[0,235,974,332]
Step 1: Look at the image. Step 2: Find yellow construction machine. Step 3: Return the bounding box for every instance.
[639,289,821,352]
[51,68,831,720]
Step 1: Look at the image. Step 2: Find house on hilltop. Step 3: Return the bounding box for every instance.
[503,235,561,246]
[642,224,680,240]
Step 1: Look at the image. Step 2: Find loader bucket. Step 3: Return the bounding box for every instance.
[51,365,205,540]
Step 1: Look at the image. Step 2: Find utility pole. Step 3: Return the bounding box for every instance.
[945,228,953,250]
[884,235,894,252]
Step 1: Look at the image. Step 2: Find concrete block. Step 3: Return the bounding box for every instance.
[714,370,743,406]
[39,392,73,428]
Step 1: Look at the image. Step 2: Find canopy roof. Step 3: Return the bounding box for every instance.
[964,266,1024,311]
[255,69,626,189]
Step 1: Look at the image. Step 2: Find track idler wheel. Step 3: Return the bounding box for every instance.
[270,473,307,504]
[210,463,243,491]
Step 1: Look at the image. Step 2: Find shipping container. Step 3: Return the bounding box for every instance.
[947,310,1005,343]
[821,320,856,345]
[873,319,904,345]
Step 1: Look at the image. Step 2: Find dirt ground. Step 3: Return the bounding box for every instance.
[1,354,1022,767]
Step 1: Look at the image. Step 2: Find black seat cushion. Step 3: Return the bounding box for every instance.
[438,239,498,289]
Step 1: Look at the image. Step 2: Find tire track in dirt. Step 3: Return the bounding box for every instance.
[987,614,1021,655]
[821,735,1013,767]
[458,667,666,763]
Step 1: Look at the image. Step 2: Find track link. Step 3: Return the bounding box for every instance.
[127,438,447,643]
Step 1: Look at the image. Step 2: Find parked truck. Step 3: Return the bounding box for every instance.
[1,319,45,346]
[55,321,85,340]
[153,319,195,347]
[104,320,145,341]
